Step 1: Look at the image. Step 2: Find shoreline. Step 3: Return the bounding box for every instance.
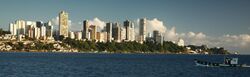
[0,50,233,55]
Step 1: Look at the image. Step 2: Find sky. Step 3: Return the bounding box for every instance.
[0,0,250,54]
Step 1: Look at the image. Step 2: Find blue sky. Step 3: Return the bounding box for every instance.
[0,0,250,53]
[1,0,249,36]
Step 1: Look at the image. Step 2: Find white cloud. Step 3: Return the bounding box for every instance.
[51,16,59,26]
[49,17,250,54]
[143,18,250,54]
[177,32,250,54]
[146,18,167,33]
[68,20,72,27]
[164,27,178,41]
[89,17,106,31]
[178,32,208,45]
[135,18,167,38]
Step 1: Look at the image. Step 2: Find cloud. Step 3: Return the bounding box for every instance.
[146,18,167,33]
[135,18,167,37]
[49,17,250,54]
[144,18,250,53]
[51,16,59,26]
[178,32,208,45]
[177,31,250,54]
[89,17,106,31]
[221,34,250,47]
[164,27,178,41]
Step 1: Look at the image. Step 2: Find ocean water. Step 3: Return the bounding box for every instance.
[0,52,249,77]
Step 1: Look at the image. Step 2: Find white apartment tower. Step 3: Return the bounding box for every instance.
[59,11,69,37]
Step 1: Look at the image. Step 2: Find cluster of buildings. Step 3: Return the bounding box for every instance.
[9,20,53,41]
[8,11,167,44]
[79,19,137,43]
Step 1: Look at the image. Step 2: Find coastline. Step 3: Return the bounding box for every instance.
[0,50,217,55]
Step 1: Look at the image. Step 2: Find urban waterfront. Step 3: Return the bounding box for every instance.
[0,52,249,77]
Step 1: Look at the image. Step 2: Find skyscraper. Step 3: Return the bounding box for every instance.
[130,23,135,41]
[120,27,126,41]
[139,18,147,42]
[9,23,17,35]
[34,27,40,39]
[15,20,26,36]
[40,25,46,39]
[59,11,69,37]
[75,31,82,40]
[26,21,36,38]
[124,20,131,41]
[153,30,163,44]
[83,20,90,40]
[45,21,53,39]
[112,22,121,42]
[106,22,112,42]
[89,25,97,40]
[69,31,75,39]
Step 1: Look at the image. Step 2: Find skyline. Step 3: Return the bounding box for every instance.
[0,0,250,54]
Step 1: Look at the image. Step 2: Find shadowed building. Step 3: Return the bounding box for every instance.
[106,22,112,42]
[83,20,90,40]
[139,18,147,43]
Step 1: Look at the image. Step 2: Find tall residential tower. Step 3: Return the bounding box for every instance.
[83,20,90,40]
[139,18,147,42]
[59,11,69,37]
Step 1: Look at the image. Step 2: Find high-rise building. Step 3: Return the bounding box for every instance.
[75,31,82,40]
[112,23,121,42]
[96,32,107,42]
[34,27,40,39]
[59,11,69,37]
[153,30,163,44]
[106,22,112,42]
[139,18,147,42]
[83,20,90,40]
[26,21,36,38]
[89,25,97,41]
[153,30,159,41]
[27,26,34,38]
[45,21,53,39]
[69,31,75,39]
[9,23,17,35]
[36,21,43,28]
[130,23,135,41]
[120,27,126,41]
[40,25,46,39]
[16,20,26,36]
[124,20,131,41]
[40,26,46,37]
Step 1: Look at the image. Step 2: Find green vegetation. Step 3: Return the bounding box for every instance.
[0,28,10,36]
[62,37,187,53]
[7,41,54,51]
[0,27,229,54]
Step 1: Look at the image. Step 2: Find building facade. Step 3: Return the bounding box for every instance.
[83,20,90,40]
[106,23,112,42]
[139,18,147,42]
[59,11,69,37]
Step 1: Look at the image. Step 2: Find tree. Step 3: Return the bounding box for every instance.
[0,28,10,36]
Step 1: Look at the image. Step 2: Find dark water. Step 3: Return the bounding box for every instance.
[0,52,249,77]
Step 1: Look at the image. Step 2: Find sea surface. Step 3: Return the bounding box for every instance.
[0,52,249,77]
